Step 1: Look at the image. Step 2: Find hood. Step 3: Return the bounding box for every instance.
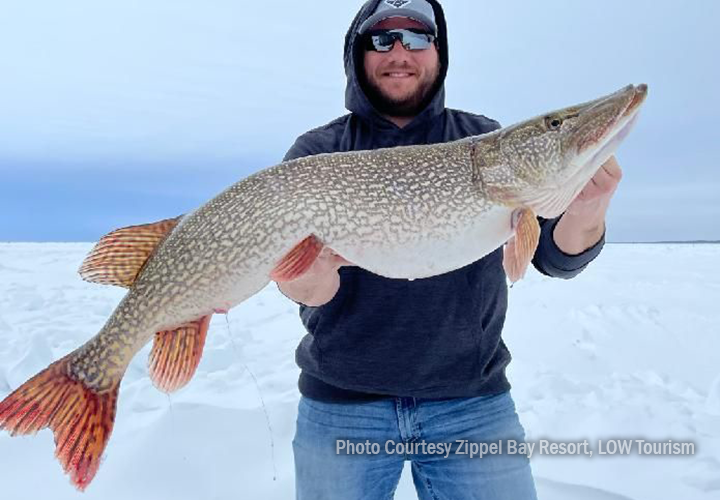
[343,0,450,130]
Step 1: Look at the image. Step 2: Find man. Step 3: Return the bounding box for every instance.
[278,1,621,498]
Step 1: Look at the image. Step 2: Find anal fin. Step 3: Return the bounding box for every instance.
[503,208,541,283]
[148,315,211,393]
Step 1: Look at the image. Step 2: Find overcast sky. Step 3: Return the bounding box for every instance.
[0,0,718,242]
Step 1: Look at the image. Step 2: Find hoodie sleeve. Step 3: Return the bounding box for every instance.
[283,117,349,162]
[531,215,605,279]
[283,135,320,162]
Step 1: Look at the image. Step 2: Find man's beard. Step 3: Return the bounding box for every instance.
[363,64,441,118]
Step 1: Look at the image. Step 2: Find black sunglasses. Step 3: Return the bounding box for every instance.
[363,28,437,52]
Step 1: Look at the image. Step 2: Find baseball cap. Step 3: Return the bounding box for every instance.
[358,0,438,35]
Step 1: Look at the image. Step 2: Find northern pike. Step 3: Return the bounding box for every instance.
[0,83,647,489]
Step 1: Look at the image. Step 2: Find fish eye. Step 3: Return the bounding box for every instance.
[545,116,563,131]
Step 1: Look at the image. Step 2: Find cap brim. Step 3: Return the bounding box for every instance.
[358,10,437,34]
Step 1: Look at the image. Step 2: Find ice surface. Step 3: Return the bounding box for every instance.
[0,242,718,499]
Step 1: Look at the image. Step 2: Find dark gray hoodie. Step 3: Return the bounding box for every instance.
[283,0,604,402]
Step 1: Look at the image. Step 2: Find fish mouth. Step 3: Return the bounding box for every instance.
[536,84,648,218]
[577,83,648,158]
[623,83,648,117]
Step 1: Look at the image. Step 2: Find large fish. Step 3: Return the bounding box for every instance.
[0,83,647,489]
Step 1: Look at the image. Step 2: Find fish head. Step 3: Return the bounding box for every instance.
[475,84,648,218]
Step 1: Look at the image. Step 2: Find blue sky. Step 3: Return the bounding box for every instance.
[1,0,718,242]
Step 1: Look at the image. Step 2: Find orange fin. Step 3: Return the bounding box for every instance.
[0,356,119,491]
[79,216,183,288]
[148,315,211,393]
[270,235,323,282]
[502,208,540,283]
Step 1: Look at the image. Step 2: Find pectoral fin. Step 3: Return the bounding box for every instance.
[502,208,540,283]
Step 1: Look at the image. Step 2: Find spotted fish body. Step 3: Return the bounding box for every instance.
[71,139,509,390]
[0,83,648,490]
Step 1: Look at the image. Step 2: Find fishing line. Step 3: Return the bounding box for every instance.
[166,393,174,422]
[224,313,278,481]
[164,377,187,471]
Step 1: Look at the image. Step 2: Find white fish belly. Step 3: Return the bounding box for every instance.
[330,205,514,280]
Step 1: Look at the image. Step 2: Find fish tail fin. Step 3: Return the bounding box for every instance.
[0,355,119,491]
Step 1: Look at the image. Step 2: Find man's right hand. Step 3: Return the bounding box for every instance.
[276,247,353,306]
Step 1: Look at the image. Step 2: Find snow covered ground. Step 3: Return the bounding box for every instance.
[0,242,718,500]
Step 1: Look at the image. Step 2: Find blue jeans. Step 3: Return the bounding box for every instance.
[293,391,537,500]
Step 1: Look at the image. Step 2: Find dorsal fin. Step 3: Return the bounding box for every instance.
[79,216,183,288]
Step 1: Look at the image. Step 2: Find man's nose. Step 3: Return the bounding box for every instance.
[389,40,407,52]
[386,40,411,58]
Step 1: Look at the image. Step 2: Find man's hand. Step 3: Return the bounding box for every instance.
[276,247,353,307]
[565,156,623,217]
[553,156,623,255]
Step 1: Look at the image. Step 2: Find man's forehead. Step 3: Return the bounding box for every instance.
[369,17,430,31]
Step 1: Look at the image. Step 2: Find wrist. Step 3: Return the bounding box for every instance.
[553,213,606,255]
[277,265,342,306]
[562,212,605,235]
